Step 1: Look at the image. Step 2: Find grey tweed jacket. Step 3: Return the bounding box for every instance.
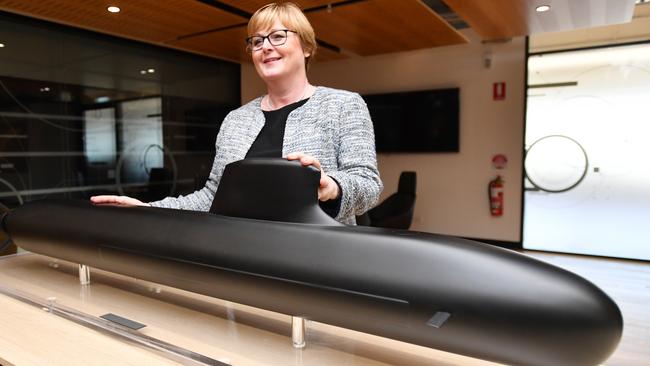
[150,86,383,225]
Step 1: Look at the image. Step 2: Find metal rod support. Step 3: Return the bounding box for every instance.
[292,316,306,348]
[78,264,90,285]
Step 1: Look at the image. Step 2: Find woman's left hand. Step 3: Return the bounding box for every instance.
[286,152,340,201]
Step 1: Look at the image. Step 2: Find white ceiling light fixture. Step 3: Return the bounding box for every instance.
[147,68,155,73]
[536,5,551,12]
[140,70,147,75]
[0,43,5,48]
[107,6,121,13]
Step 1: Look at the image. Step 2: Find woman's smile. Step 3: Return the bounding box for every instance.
[263,56,282,64]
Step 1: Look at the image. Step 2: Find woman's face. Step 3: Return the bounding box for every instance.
[251,20,309,83]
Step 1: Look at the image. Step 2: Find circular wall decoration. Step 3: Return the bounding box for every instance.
[525,135,589,193]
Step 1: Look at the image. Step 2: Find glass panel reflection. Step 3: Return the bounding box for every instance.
[84,107,117,165]
[0,13,240,211]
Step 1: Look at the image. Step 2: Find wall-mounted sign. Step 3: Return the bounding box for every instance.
[492,154,508,169]
[493,82,506,101]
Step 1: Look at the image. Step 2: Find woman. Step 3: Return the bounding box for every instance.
[91,2,382,225]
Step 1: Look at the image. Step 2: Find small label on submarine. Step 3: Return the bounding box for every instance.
[427,311,451,328]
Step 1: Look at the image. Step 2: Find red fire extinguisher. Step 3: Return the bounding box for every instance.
[489,175,504,217]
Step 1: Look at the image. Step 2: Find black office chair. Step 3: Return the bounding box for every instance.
[357,171,416,229]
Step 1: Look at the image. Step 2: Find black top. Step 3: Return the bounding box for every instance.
[246,99,309,158]
[245,98,341,219]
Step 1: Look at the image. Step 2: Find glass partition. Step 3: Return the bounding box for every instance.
[0,13,240,213]
[524,42,650,260]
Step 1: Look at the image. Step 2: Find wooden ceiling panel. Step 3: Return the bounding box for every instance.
[0,0,477,63]
[218,0,352,13]
[0,0,247,44]
[307,0,468,56]
[442,0,529,39]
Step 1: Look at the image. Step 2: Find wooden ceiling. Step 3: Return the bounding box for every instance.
[443,0,529,40]
[0,0,468,63]
[0,0,638,63]
[307,0,466,56]
[0,0,247,44]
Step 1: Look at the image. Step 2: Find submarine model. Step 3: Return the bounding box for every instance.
[1,158,622,366]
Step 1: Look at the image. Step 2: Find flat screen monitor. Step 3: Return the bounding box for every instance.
[363,88,460,153]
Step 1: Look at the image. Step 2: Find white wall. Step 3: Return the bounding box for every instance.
[241,30,526,241]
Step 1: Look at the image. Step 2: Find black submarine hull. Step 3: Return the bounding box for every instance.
[2,198,622,366]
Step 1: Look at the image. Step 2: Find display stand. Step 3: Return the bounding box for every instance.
[0,253,500,366]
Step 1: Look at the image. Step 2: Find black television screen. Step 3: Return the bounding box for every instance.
[363,88,460,153]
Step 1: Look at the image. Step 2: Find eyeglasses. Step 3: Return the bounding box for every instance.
[246,29,297,52]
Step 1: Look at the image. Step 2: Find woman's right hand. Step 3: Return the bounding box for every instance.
[90,195,150,207]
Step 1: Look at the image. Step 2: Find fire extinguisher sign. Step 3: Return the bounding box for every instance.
[493,82,506,101]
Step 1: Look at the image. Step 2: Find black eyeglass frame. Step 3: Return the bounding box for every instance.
[245,29,297,52]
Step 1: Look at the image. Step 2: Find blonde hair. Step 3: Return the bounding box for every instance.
[247,2,317,68]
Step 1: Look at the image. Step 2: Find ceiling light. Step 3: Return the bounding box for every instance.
[0,43,4,48]
[536,5,551,12]
[147,68,155,73]
[140,70,147,75]
[107,6,120,13]
[40,87,50,92]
